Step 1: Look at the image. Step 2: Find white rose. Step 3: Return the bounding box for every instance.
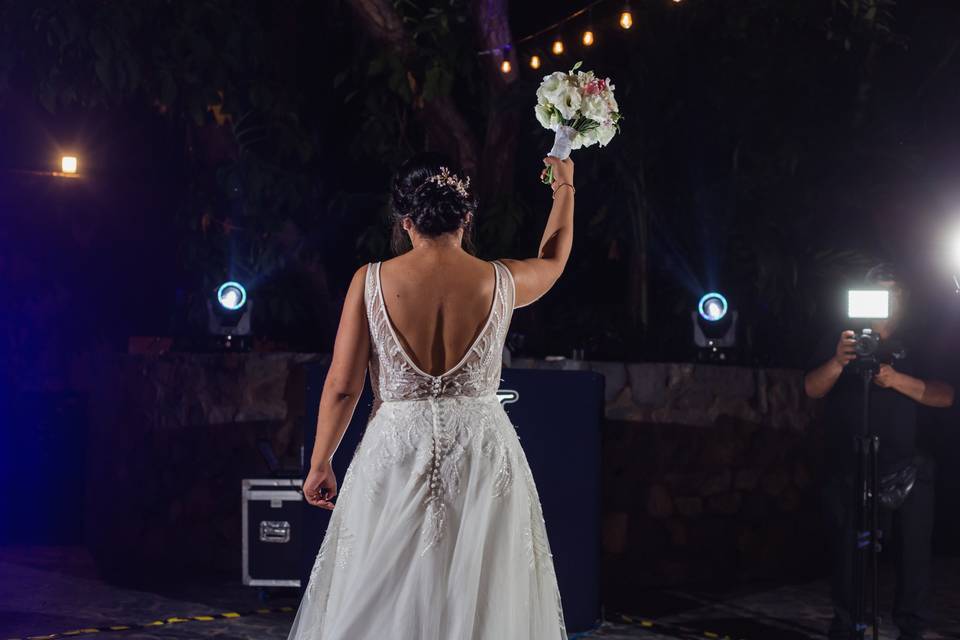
[554,85,582,120]
[605,92,619,114]
[603,80,618,111]
[596,123,616,147]
[580,94,608,122]
[536,72,567,105]
[571,127,599,150]
[534,102,560,131]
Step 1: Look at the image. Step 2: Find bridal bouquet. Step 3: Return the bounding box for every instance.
[535,61,621,184]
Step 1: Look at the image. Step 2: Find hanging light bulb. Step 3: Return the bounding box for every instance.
[529,54,541,69]
[500,59,512,74]
[551,36,564,55]
[619,2,634,29]
[583,9,596,47]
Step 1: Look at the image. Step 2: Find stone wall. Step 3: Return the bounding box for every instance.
[80,352,323,584]
[512,358,825,598]
[79,352,824,592]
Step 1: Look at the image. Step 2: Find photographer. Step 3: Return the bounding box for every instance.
[804,263,954,640]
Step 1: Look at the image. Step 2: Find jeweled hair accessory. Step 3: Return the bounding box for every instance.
[416,166,470,198]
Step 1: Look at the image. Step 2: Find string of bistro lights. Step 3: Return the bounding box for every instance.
[479,0,684,74]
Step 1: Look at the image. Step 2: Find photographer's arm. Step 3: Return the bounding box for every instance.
[804,360,844,399]
[804,331,855,399]
[882,368,955,408]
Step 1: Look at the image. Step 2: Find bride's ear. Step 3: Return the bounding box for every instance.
[463,212,474,227]
[401,216,415,232]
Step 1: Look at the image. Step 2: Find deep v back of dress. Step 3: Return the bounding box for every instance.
[287,259,568,640]
[376,260,499,378]
[365,259,515,402]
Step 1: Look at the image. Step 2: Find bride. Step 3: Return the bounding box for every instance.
[287,152,575,640]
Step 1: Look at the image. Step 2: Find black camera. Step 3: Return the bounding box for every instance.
[853,328,881,358]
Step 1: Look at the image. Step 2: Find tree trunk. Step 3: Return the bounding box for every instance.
[472,0,521,203]
[346,0,482,177]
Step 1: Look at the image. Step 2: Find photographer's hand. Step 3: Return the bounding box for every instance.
[804,330,854,399]
[834,330,856,367]
[873,363,899,388]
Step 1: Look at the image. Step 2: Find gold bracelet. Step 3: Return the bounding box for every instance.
[552,182,575,199]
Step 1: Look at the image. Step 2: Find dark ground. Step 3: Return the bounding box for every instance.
[3,546,960,640]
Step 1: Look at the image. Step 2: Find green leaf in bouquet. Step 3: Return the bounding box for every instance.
[570,60,583,72]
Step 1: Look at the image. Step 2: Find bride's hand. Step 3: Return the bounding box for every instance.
[304,461,338,510]
[541,156,574,189]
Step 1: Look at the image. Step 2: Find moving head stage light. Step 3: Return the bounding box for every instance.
[692,292,738,363]
[206,281,252,351]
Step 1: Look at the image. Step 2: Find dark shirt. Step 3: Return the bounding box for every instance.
[809,326,923,475]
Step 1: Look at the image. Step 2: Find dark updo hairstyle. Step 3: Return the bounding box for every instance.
[389,152,477,255]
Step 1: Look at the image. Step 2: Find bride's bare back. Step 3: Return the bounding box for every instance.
[303,155,574,509]
[378,251,497,377]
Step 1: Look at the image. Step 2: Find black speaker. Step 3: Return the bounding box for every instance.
[498,367,603,633]
[300,364,603,633]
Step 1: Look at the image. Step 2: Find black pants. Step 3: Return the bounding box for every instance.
[822,457,935,640]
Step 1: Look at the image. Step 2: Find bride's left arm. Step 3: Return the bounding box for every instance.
[308,265,371,477]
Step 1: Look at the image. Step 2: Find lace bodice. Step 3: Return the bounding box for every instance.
[364,259,515,402]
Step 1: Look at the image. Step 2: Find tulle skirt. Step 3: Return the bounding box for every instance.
[286,394,567,640]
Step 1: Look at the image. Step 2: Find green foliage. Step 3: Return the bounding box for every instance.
[0,0,321,338]
[336,0,482,174]
[4,0,941,364]
[498,0,922,363]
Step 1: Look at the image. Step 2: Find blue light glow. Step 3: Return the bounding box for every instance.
[698,292,728,322]
[217,281,247,311]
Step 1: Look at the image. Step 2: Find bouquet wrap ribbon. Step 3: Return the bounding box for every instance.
[542,125,578,184]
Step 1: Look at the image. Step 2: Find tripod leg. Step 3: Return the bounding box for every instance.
[853,436,867,640]
[871,436,881,640]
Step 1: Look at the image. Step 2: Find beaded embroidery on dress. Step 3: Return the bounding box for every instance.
[286,259,567,640]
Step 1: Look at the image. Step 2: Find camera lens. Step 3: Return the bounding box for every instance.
[854,331,880,357]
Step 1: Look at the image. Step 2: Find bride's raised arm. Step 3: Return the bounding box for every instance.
[500,156,575,308]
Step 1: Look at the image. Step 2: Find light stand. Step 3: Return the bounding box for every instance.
[849,351,882,640]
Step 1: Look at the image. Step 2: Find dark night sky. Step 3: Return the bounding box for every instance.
[2,0,960,368]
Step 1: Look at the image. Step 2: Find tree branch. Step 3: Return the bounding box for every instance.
[346,0,479,177]
[472,0,521,201]
[347,0,412,57]
[473,0,517,91]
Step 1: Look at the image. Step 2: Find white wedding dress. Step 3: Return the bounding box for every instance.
[286,260,567,640]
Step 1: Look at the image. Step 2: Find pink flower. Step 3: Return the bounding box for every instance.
[584,79,602,96]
